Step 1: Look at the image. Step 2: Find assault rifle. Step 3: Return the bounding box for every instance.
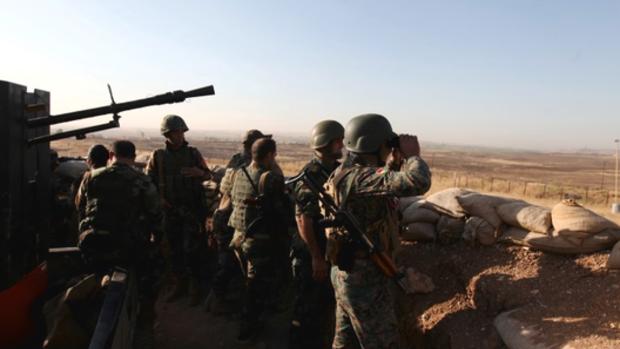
[285,169,412,294]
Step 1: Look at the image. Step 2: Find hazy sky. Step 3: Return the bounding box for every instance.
[2,0,619,150]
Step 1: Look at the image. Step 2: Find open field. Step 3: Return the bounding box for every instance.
[52,134,620,221]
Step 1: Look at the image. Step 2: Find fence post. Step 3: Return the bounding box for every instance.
[585,187,589,203]
[560,187,564,200]
[542,184,547,198]
[490,177,495,192]
[523,182,528,196]
[453,172,457,187]
[465,176,469,188]
[507,180,511,193]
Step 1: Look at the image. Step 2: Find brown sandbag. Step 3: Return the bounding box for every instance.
[401,203,440,225]
[463,217,498,246]
[499,226,617,254]
[424,188,470,218]
[608,241,620,269]
[551,199,619,235]
[402,222,436,241]
[497,202,551,234]
[436,215,465,243]
[456,192,514,228]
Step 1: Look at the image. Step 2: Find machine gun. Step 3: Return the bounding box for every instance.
[26,84,215,145]
[285,169,413,294]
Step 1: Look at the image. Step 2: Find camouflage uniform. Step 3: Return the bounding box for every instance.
[145,142,209,283]
[327,155,431,349]
[77,162,162,347]
[290,157,338,348]
[210,152,251,298]
[228,163,289,332]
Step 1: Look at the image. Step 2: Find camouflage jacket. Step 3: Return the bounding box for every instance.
[325,155,431,259]
[78,162,162,247]
[228,163,286,233]
[145,142,209,212]
[293,157,340,218]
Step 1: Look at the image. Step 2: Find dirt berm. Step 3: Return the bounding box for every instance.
[396,241,620,349]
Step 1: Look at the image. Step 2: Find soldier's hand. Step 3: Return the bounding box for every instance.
[312,256,329,282]
[181,166,206,178]
[399,134,420,158]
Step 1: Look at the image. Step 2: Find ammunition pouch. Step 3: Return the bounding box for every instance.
[325,230,356,272]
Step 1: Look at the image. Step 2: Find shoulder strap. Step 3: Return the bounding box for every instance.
[240,166,260,195]
[331,167,355,209]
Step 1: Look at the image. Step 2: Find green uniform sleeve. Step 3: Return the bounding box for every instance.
[144,150,159,189]
[294,180,321,217]
[356,156,432,197]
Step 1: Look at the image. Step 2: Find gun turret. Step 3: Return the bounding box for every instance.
[26,85,215,145]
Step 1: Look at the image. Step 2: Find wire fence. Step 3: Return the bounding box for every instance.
[432,171,616,206]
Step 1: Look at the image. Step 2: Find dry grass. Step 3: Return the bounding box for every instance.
[52,135,620,223]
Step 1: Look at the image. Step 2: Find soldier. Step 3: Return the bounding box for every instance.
[289,120,344,348]
[77,140,162,347]
[145,114,211,305]
[75,144,110,220]
[228,137,290,342]
[325,114,432,349]
[206,129,270,311]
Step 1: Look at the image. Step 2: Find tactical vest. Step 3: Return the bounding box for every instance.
[79,164,147,239]
[324,164,400,264]
[228,165,271,233]
[154,145,205,209]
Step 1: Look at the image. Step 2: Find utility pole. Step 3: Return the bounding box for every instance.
[601,161,606,189]
[613,139,620,214]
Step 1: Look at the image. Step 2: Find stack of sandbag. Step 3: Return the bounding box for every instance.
[499,199,620,254]
[400,188,469,242]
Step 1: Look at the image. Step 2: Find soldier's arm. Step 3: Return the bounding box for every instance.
[357,156,432,197]
[144,150,159,189]
[190,148,212,181]
[74,173,89,219]
[294,183,328,280]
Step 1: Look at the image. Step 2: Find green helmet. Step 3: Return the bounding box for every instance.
[344,113,397,153]
[243,129,271,146]
[160,114,189,135]
[310,120,344,149]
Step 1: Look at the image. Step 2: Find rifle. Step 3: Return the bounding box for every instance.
[285,169,412,294]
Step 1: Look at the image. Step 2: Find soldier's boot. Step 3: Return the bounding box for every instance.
[165,276,187,303]
[188,277,202,307]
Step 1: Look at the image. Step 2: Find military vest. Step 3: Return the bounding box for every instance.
[228,165,271,233]
[324,163,400,263]
[79,163,150,239]
[154,144,205,209]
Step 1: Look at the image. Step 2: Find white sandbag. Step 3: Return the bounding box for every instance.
[497,202,551,234]
[402,222,436,241]
[436,215,465,243]
[608,241,620,269]
[551,199,619,235]
[463,217,497,246]
[423,188,470,218]
[401,203,440,225]
[499,226,617,254]
[494,309,549,349]
[457,193,514,228]
[399,196,424,213]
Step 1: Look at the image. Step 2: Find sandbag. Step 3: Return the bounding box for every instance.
[424,188,470,218]
[608,241,620,269]
[436,215,465,243]
[494,309,549,349]
[399,196,424,213]
[457,193,514,228]
[499,226,617,254]
[551,199,619,235]
[402,222,436,241]
[463,217,497,246]
[401,203,440,225]
[497,202,551,234]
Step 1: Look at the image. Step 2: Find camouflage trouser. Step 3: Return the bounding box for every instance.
[237,231,277,325]
[331,259,399,349]
[163,209,203,278]
[211,226,238,298]
[290,235,335,349]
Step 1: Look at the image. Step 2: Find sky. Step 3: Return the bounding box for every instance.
[1,0,619,150]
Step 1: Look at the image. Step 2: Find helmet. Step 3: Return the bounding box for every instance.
[160,114,189,135]
[243,129,271,146]
[344,113,397,153]
[310,120,344,150]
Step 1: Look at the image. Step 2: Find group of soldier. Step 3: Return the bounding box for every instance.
[73,112,432,348]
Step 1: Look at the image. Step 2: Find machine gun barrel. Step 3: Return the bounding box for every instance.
[27,85,215,128]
